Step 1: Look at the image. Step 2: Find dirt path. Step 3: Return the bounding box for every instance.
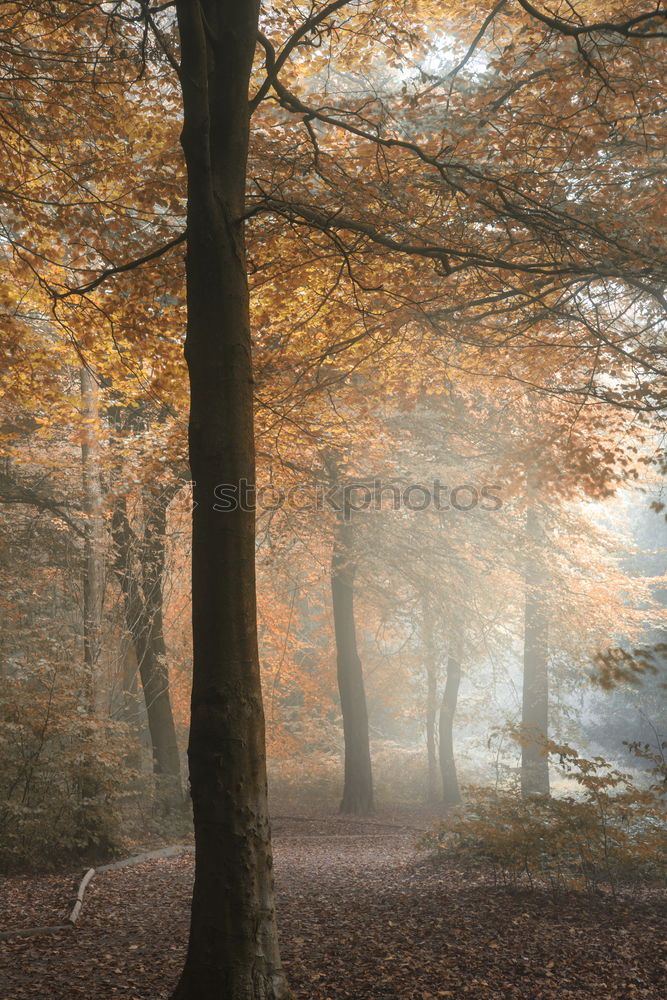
[1,811,665,999]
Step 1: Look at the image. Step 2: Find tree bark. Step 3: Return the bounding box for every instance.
[521,504,550,797]
[331,517,374,815]
[80,366,104,710]
[172,2,288,997]
[422,601,439,803]
[439,655,461,807]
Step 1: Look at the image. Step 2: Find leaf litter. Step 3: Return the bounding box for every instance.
[1,807,664,999]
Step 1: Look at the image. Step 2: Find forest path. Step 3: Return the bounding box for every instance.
[1,808,665,999]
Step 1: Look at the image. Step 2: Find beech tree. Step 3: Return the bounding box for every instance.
[80,367,104,693]
[520,503,550,797]
[439,651,463,806]
[331,512,374,813]
[422,600,440,802]
[171,2,289,996]
[111,483,183,803]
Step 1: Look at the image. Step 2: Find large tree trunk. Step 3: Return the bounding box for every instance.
[422,601,440,803]
[80,366,104,709]
[331,517,374,815]
[521,505,550,797]
[112,495,182,803]
[439,654,461,807]
[172,2,288,998]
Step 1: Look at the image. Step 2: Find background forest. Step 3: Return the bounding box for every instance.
[0,3,666,998]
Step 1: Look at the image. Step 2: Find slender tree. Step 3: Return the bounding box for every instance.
[331,514,374,814]
[422,600,440,803]
[520,503,550,797]
[111,488,183,804]
[436,619,465,809]
[80,366,105,706]
[439,653,462,807]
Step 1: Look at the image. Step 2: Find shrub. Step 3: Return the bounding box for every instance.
[268,752,342,806]
[420,738,667,897]
[0,662,130,871]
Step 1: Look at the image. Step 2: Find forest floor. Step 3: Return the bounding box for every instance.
[1,804,665,999]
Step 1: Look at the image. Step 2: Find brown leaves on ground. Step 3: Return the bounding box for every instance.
[1,807,665,999]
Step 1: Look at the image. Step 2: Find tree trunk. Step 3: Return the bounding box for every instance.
[80,366,104,710]
[439,655,461,807]
[141,485,182,791]
[172,2,288,997]
[521,505,550,797]
[117,636,143,770]
[78,366,106,823]
[331,517,374,815]
[111,495,182,803]
[422,601,439,803]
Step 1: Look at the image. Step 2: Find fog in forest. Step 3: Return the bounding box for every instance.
[1,2,665,1000]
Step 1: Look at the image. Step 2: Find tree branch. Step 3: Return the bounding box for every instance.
[0,472,86,538]
[516,1,667,39]
[250,1,353,113]
[51,230,187,299]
